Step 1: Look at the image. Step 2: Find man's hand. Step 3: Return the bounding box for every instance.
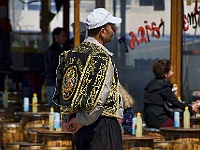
[66,117,83,134]
[192,102,199,113]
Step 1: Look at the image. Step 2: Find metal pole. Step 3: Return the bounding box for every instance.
[120,0,126,66]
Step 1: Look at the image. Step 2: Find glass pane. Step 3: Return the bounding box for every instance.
[105,0,171,112]
[182,0,200,103]
[7,0,171,113]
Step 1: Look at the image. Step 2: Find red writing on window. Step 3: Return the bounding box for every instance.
[184,1,200,31]
[129,19,164,50]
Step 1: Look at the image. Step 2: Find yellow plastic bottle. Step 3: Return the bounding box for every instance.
[41,85,46,103]
[49,107,54,131]
[3,90,8,108]
[32,93,38,113]
[183,106,190,128]
[136,112,142,137]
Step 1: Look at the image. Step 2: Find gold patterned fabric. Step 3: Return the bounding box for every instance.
[53,42,119,117]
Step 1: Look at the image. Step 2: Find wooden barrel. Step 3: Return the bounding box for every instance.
[144,128,165,141]
[37,129,73,150]
[154,141,200,150]
[122,135,154,150]
[5,142,28,150]
[191,116,200,128]
[26,128,47,143]
[0,122,23,149]
[19,142,44,150]
[173,141,200,150]
[154,141,174,150]
[21,112,49,142]
[160,127,200,141]
[26,128,38,143]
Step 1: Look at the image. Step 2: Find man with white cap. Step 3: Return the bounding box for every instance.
[53,8,123,150]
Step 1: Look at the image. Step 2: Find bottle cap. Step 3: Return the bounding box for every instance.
[24,97,29,101]
[33,93,37,97]
[185,106,188,110]
[50,107,54,112]
[174,112,180,114]
[137,112,141,116]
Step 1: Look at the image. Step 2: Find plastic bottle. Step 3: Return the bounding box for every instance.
[23,97,29,112]
[32,93,38,113]
[174,112,180,128]
[136,112,142,137]
[177,96,182,102]
[183,106,190,128]
[41,85,46,103]
[3,90,8,108]
[132,117,137,135]
[4,75,9,91]
[54,112,61,129]
[49,107,54,131]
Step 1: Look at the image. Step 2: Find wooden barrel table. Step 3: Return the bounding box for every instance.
[19,112,49,142]
[154,141,174,150]
[26,128,46,143]
[0,122,23,149]
[37,128,73,150]
[19,142,44,150]
[5,142,28,150]
[160,127,200,141]
[154,140,200,150]
[122,134,154,150]
[143,128,165,141]
[191,116,200,128]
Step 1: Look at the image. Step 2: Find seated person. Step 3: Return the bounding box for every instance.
[120,84,135,134]
[143,59,199,129]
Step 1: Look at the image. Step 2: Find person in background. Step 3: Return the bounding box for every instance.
[143,59,200,129]
[0,17,12,68]
[120,84,135,135]
[44,27,67,111]
[64,21,87,50]
[53,8,123,150]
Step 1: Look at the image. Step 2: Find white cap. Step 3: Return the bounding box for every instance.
[85,8,122,30]
[71,22,86,34]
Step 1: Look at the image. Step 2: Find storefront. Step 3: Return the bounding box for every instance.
[1,0,200,112]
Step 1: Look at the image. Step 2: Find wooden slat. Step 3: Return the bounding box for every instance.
[170,0,183,97]
[74,0,80,47]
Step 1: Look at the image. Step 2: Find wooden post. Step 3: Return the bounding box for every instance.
[40,0,50,53]
[74,0,80,47]
[170,0,183,98]
[63,0,70,40]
